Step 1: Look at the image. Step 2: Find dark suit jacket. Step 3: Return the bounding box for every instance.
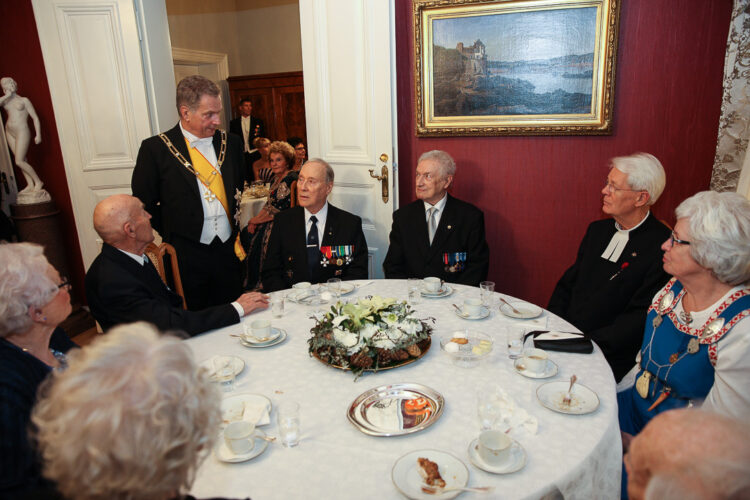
[383,195,489,286]
[131,123,244,243]
[547,213,671,381]
[261,204,368,292]
[229,116,266,144]
[85,244,240,336]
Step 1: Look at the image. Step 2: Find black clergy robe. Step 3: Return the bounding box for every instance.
[547,213,671,381]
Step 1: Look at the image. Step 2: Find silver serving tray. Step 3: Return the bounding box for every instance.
[347,382,445,437]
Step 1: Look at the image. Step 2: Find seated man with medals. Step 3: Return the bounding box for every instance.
[383,150,489,286]
[261,158,368,292]
[548,153,672,382]
[617,191,750,439]
[86,195,269,336]
[132,75,246,311]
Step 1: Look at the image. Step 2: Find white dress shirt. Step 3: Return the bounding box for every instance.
[241,115,251,152]
[305,202,329,247]
[180,122,232,244]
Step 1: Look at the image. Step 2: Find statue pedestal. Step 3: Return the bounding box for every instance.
[11,200,71,284]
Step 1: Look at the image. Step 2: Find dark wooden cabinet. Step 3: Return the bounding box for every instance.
[227,71,307,145]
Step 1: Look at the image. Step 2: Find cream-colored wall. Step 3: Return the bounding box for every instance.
[166,0,302,77]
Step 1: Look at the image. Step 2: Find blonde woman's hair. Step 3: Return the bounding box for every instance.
[268,141,295,168]
[32,322,221,500]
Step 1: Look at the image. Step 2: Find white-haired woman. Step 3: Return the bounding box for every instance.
[0,243,76,495]
[618,191,750,438]
[32,322,249,500]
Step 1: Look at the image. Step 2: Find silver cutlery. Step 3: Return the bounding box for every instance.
[422,484,495,494]
[563,374,577,405]
[451,303,468,317]
[499,297,521,314]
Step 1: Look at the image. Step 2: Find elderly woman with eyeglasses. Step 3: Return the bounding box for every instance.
[31,322,248,500]
[618,191,750,440]
[0,243,77,495]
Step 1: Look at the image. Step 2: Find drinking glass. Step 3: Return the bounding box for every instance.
[480,281,495,307]
[477,388,502,431]
[506,327,526,359]
[327,278,342,300]
[271,293,285,318]
[407,278,422,305]
[213,357,235,393]
[277,401,301,447]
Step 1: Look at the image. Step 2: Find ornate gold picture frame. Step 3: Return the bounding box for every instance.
[414,0,620,136]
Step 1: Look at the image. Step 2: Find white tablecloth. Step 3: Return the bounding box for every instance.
[187,280,621,499]
[239,196,267,228]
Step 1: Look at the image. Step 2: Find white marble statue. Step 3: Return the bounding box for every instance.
[0,77,50,204]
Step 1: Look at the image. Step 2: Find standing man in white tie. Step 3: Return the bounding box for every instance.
[383,150,489,286]
[547,153,671,382]
[132,75,246,311]
[229,98,266,183]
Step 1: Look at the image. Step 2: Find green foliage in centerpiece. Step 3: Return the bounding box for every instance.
[308,296,434,378]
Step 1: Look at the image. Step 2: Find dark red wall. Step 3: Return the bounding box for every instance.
[0,0,86,303]
[395,0,732,306]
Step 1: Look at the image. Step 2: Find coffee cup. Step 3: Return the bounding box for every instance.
[522,347,548,373]
[423,277,442,292]
[477,429,512,466]
[293,281,311,289]
[224,421,255,454]
[463,298,482,317]
[244,319,271,341]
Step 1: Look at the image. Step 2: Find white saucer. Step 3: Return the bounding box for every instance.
[239,328,287,348]
[200,355,245,382]
[454,305,490,320]
[499,302,543,319]
[468,438,526,474]
[420,285,453,298]
[536,381,600,415]
[328,282,355,295]
[214,428,269,463]
[513,358,559,379]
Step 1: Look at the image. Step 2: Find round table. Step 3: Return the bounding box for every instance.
[239,195,267,228]
[187,280,621,499]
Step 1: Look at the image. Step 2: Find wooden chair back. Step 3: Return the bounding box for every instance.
[290,180,298,207]
[144,242,187,310]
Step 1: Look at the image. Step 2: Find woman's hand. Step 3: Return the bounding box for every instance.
[247,222,257,234]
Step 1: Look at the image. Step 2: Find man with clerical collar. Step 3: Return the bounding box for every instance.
[547,152,671,382]
[383,150,489,286]
[261,158,368,292]
[132,75,245,311]
[229,98,265,180]
[85,195,269,335]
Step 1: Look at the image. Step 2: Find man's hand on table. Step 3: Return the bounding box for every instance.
[237,292,270,315]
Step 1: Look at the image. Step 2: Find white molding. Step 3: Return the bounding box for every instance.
[172,48,229,80]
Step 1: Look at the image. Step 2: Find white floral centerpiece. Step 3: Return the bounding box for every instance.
[308,296,434,378]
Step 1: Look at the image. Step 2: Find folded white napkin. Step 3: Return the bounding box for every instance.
[495,389,538,436]
[222,395,271,426]
[535,331,582,341]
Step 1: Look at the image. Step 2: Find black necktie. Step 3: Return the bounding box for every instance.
[307,215,319,279]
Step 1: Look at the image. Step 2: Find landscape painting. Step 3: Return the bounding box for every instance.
[414,0,620,136]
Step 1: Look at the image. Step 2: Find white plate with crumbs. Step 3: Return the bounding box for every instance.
[392,449,469,499]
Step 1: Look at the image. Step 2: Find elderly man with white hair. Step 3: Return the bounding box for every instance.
[548,153,671,382]
[383,150,489,286]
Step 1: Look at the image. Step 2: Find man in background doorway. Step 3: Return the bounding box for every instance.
[229,98,265,182]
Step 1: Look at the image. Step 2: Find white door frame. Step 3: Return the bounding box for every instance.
[171,48,231,126]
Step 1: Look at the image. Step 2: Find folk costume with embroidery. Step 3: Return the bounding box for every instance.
[618,278,750,435]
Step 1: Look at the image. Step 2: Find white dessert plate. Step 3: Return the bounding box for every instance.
[499,302,543,319]
[200,355,245,382]
[391,449,469,500]
[327,282,355,295]
[214,428,269,463]
[536,381,600,415]
[239,328,287,348]
[468,438,526,474]
[513,358,559,379]
[420,285,453,298]
[220,393,272,427]
[453,305,491,320]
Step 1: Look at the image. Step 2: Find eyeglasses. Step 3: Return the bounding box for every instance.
[603,181,641,194]
[57,277,72,291]
[668,231,691,247]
